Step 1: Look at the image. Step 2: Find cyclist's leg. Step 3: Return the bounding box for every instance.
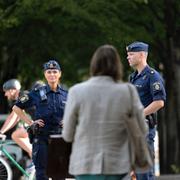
[0,111,20,134]
[11,127,32,158]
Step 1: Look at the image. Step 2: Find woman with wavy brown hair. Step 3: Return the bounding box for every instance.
[63,45,148,180]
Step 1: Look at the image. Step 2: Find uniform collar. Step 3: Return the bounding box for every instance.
[46,84,61,93]
[130,65,150,81]
[135,65,151,77]
[139,65,150,76]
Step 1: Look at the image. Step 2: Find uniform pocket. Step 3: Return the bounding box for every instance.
[36,102,49,116]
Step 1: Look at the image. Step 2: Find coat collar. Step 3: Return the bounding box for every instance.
[88,76,115,83]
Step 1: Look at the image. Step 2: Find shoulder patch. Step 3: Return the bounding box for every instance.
[35,85,46,91]
[19,94,29,103]
[153,82,161,91]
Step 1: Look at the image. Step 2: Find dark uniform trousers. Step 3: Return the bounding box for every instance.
[33,140,48,180]
[33,136,65,180]
[136,127,156,180]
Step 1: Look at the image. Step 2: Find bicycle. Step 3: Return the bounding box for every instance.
[0,134,35,180]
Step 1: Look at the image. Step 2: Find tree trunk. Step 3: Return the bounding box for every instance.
[159,0,180,173]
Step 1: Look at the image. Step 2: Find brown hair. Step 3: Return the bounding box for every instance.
[90,45,123,81]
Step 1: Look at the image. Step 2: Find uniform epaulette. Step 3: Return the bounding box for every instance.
[147,68,155,75]
[150,69,155,74]
[61,88,68,93]
[34,85,46,91]
[60,86,68,93]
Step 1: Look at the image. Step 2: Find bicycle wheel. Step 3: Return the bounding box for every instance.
[0,156,13,180]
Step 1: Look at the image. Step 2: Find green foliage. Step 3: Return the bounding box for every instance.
[0,0,179,86]
[171,165,180,174]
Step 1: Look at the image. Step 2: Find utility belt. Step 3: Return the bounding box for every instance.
[38,128,62,136]
[27,123,62,144]
[33,138,48,144]
[146,114,157,129]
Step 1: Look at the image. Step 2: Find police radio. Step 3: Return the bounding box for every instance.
[39,88,47,101]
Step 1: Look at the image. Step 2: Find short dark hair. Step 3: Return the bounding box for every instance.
[90,45,123,81]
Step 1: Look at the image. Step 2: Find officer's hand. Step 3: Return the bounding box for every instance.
[60,120,63,128]
[33,119,45,127]
[130,171,136,180]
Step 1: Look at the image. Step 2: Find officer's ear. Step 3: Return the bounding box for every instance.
[140,51,148,59]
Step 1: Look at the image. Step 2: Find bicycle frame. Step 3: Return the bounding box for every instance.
[0,140,30,178]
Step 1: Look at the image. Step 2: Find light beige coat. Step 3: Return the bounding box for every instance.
[62,76,147,175]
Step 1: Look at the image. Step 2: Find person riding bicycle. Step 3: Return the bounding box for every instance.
[0,79,44,158]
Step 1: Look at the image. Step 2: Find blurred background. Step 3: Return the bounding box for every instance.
[0,0,179,177]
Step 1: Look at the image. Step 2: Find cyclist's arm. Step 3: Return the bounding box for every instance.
[12,105,33,126]
[0,111,20,134]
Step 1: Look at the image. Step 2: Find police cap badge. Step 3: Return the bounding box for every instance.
[43,60,61,71]
[126,41,149,52]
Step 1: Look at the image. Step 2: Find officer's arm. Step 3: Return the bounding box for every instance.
[144,100,164,116]
[12,105,33,126]
[0,111,20,134]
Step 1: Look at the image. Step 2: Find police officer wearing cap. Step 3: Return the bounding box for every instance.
[127,42,166,180]
[13,60,68,180]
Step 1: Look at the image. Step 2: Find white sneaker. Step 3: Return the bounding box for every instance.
[25,163,36,180]
[26,162,35,172]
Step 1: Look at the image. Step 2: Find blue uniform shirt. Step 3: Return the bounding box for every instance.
[129,66,166,107]
[15,84,68,133]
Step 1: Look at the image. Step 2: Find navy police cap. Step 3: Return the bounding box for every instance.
[43,60,61,71]
[126,41,149,52]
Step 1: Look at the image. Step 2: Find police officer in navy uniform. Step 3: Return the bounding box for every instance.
[13,60,68,180]
[126,42,166,180]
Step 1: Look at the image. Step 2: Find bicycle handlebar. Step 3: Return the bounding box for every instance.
[0,134,6,141]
